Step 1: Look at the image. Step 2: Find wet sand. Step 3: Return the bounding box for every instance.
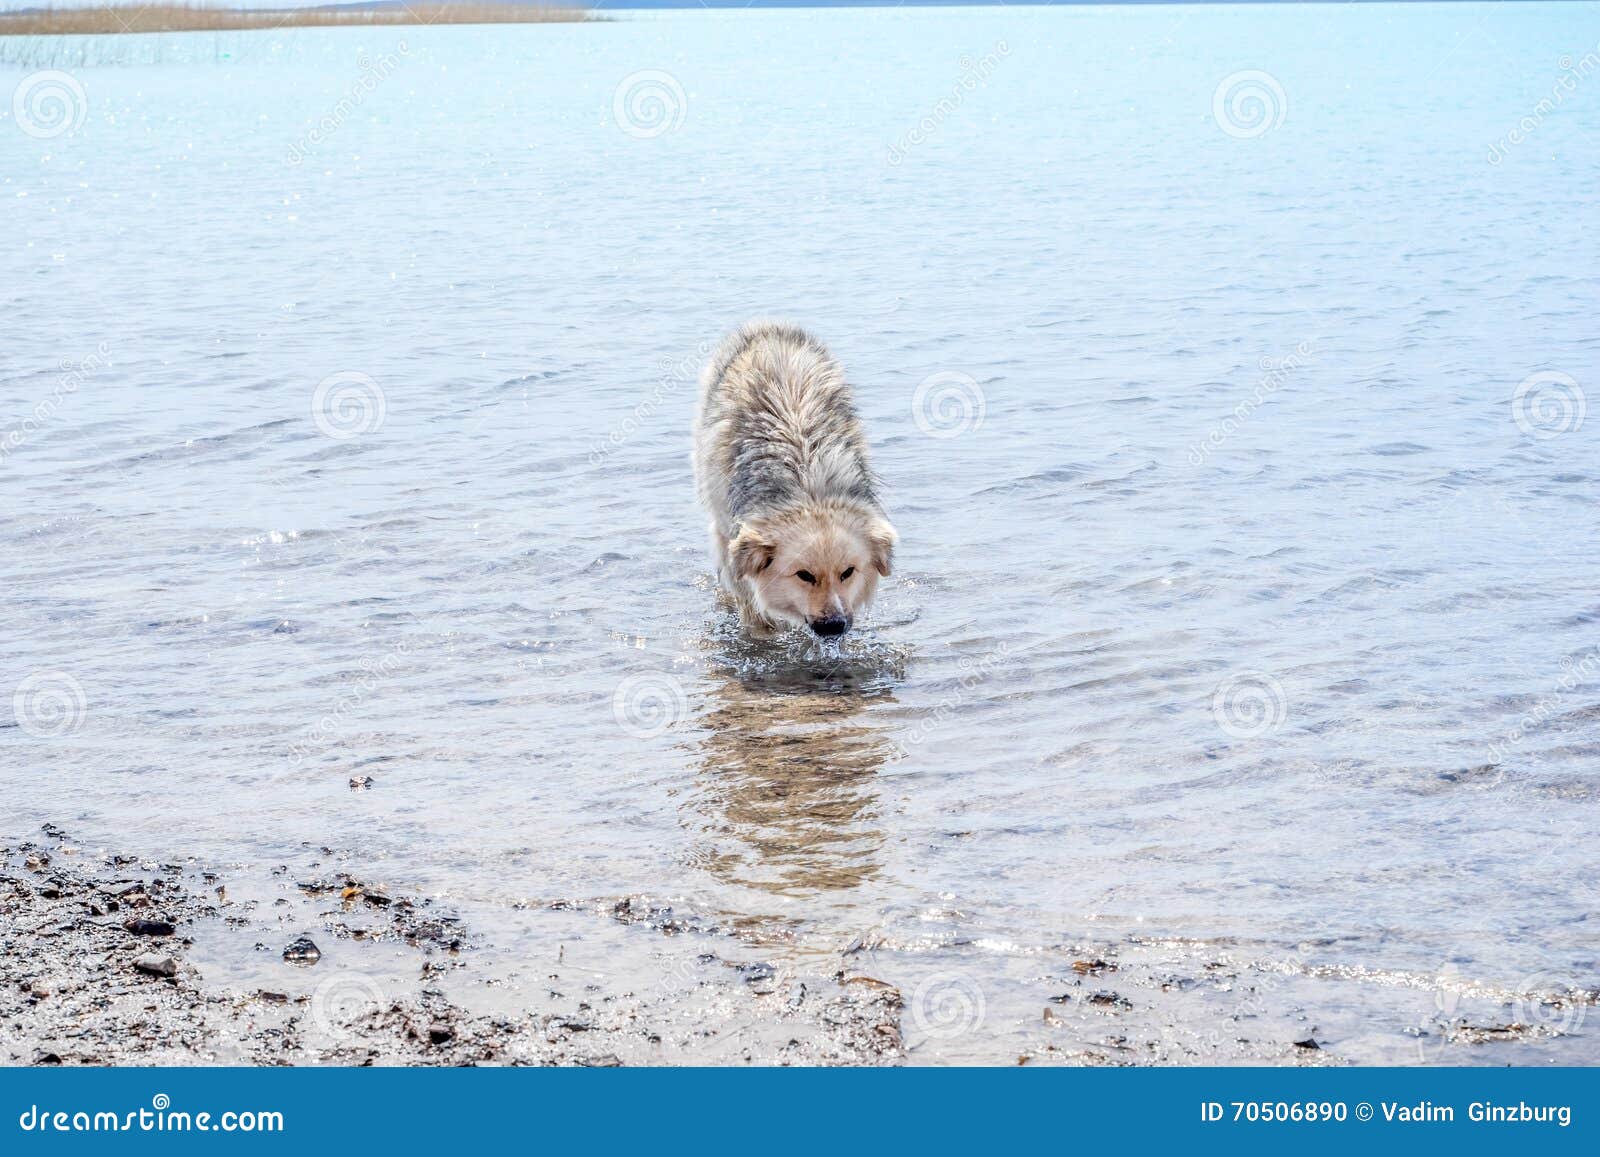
[7,824,1592,1067]
[1,826,903,1066]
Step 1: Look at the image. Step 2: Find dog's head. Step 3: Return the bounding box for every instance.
[730,503,895,638]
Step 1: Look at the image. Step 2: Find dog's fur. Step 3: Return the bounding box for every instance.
[693,322,896,639]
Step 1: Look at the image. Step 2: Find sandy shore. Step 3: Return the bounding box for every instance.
[0,4,594,37]
[7,822,1592,1067]
[1,826,903,1066]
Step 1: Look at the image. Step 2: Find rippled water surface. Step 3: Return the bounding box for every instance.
[4,3,1598,1063]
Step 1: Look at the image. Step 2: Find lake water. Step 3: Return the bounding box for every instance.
[3,3,1597,1064]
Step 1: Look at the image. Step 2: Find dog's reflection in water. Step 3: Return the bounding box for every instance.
[686,670,894,900]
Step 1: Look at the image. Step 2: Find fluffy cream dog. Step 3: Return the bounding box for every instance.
[692,322,896,639]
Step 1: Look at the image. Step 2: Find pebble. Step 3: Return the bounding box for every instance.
[134,954,178,979]
[125,919,176,937]
[282,937,322,965]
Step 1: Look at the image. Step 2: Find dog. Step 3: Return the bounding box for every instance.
[692,321,896,639]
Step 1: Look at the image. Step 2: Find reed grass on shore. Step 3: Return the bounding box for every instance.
[0,3,595,36]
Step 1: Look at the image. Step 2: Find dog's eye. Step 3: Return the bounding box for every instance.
[796,570,816,584]
[840,567,855,581]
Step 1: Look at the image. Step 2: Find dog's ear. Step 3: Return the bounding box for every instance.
[866,516,897,577]
[730,525,775,580]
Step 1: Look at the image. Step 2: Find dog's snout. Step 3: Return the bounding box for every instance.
[810,616,850,638]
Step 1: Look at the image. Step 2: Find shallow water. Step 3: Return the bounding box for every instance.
[3,3,1597,1064]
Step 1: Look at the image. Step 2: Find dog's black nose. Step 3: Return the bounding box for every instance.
[810,616,849,638]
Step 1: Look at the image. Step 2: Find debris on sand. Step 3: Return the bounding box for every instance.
[282,937,322,965]
[133,954,178,979]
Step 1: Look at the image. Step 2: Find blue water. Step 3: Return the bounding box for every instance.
[2,4,1597,1064]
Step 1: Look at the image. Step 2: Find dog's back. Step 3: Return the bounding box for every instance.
[693,321,878,534]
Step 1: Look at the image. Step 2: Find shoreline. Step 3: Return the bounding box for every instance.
[0,4,597,37]
[1,826,904,1066]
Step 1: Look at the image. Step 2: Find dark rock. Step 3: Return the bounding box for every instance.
[427,1024,454,1045]
[282,937,322,965]
[125,919,176,937]
[258,990,289,1003]
[134,954,178,978]
[1293,1037,1321,1050]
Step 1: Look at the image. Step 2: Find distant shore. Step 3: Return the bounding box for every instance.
[0,4,596,36]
